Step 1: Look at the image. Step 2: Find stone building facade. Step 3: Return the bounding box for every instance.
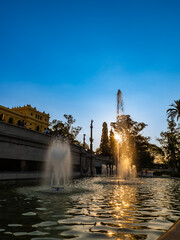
[0,104,49,133]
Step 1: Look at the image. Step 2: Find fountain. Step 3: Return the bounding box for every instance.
[115,132,137,179]
[112,89,137,179]
[43,139,72,188]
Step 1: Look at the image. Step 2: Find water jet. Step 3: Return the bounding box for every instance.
[43,139,72,188]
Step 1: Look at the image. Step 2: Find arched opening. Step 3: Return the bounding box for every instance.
[8,117,13,124]
[36,126,40,131]
[0,114,4,121]
[17,120,22,126]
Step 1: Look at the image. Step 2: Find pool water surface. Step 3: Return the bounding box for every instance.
[0,177,180,240]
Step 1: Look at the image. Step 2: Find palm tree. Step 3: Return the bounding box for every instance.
[167,100,180,121]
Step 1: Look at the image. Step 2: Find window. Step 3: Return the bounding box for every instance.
[31,113,33,116]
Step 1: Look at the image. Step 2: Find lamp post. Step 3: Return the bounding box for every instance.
[89,120,93,176]
[89,120,93,151]
[83,134,86,148]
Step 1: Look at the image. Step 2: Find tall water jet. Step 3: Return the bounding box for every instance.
[117,89,124,117]
[43,139,72,187]
[111,90,137,179]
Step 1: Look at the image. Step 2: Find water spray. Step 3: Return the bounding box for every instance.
[117,89,124,118]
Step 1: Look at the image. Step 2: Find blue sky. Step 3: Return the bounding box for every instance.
[0,0,180,149]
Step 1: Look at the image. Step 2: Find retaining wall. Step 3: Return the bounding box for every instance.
[0,121,111,179]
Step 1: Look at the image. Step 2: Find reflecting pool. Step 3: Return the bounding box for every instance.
[0,177,180,240]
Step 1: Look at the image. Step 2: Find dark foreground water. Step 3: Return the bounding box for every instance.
[0,177,180,240]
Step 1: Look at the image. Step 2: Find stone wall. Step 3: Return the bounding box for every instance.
[0,121,112,179]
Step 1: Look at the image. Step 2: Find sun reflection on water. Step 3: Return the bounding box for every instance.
[1,178,180,240]
[108,183,138,226]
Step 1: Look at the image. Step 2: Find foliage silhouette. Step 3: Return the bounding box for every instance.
[50,114,82,142]
[99,122,110,156]
[111,115,154,169]
[158,117,180,174]
[167,99,180,121]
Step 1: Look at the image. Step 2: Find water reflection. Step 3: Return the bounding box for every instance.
[0,178,180,240]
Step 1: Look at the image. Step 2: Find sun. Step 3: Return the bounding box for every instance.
[114,133,122,142]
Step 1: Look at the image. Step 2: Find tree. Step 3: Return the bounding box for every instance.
[157,117,180,174]
[50,114,82,142]
[99,122,109,155]
[111,115,154,170]
[167,99,180,121]
[109,129,116,162]
[148,143,165,165]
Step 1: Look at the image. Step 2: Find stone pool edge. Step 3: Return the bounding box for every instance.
[157,218,180,240]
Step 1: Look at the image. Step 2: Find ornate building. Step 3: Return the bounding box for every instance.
[0,104,50,133]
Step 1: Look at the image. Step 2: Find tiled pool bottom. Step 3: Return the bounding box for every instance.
[0,177,180,240]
